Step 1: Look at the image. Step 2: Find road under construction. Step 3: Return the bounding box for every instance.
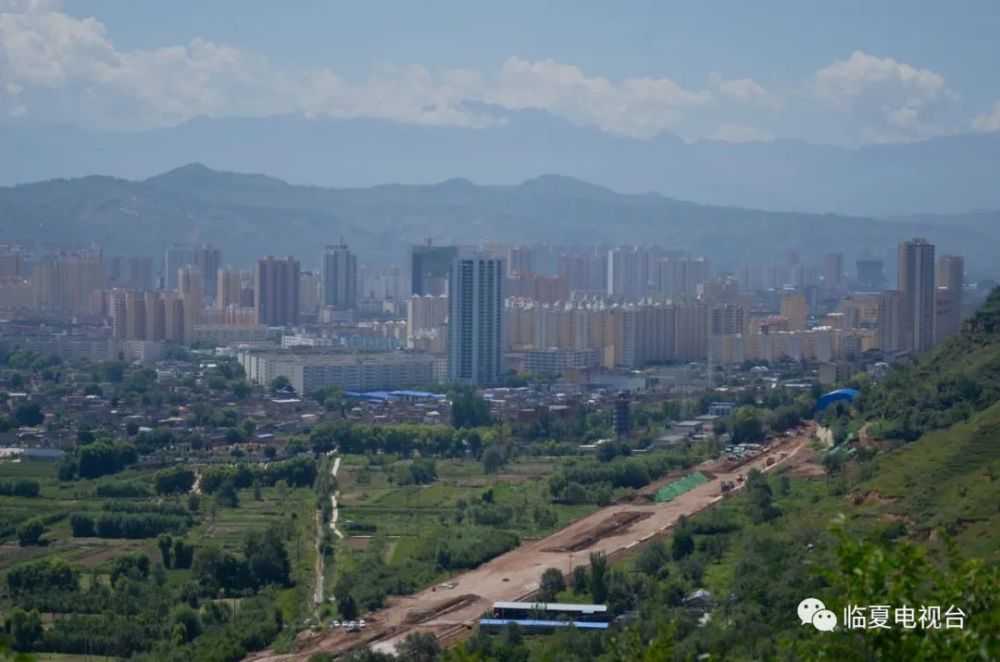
[249,423,818,661]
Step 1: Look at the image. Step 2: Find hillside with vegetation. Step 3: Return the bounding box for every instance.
[432,292,1000,662]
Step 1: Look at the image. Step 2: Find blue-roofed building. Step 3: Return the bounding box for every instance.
[481,601,611,632]
[345,390,445,402]
[816,388,859,412]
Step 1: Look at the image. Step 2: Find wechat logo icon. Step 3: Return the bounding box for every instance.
[798,597,838,632]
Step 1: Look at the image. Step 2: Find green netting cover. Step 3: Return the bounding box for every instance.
[653,472,709,503]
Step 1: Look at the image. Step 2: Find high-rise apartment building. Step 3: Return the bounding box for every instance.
[657,256,710,297]
[300,270,322,317]
[254,256,300,327]
[359,265,403,300]
[411,244,460,296]
[111,289,191,344]
[824,253,844,288]
[780,293,808,331]
[557,253,589,291]
[322,243,358,309]
[0,245,28,278]
[935,255,964,291]
[877,290,903,353]
[408,294,449,332]
[837,293,880,331]
[607,247,642,299]
[448,257,505,385]
[177,265,203,326]
[856,259,885,290]
[934,255,964,342]
[31,252,105,311]
[216,266,243,310]
[106,255,154,291]
[711,303,749,336]
[897,238,935,352]
[164,244,221,298]
[507,273,570,303]
[507,246,535,276]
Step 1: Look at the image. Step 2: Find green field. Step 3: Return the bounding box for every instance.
[337,456,597,539]
[0,458,319,659]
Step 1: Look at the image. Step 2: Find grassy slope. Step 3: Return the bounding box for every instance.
[857,401,1000,561]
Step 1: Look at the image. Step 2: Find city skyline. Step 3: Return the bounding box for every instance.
[0,233,982,390]
[1,6,997,661]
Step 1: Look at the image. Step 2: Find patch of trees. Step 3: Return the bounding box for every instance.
[3,543,289,660]
[744,470,780,523]
[6,557,79,595]
[481,442,512,474]
[422,525,519,572]
[548,451,689,503]
[456,490,514,527]
[143,591,284,662]
[17,518,46,546]
[192,528,291,596]
[451,388,492,428]
[158,534,195,569]
[70,503,192,539]
[14,401,45,427]
[109,553,150,584]
[7,607,43,650]
[0,478,41,497]
[154,466,196,495]
[134,428,179,454]
[95,480,152,498]
[731,406,766,443]
[58,439,138,480]
[391,458,437,485]
[102,500,192,517]
[200,456,316,494]
[310,420,484,457]
[538,567,567,601]
[89,513,188,538]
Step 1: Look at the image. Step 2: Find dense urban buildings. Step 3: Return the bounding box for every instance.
[31,250,104,311]
[0,236,979,378]
[164,243,221,298]
[238,348,442,393]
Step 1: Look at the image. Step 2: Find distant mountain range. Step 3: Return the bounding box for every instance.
[2,111,1000,217]
[1,163,997,276]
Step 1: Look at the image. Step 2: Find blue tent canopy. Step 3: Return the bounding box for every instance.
[816,388,859,412]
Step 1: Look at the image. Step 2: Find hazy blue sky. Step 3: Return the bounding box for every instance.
[3,0,1000,145]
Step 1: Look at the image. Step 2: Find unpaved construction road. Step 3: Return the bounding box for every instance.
[249,424,816,661]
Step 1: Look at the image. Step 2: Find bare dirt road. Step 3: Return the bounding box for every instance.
[250,424,816,661]
[313,454,344,608]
